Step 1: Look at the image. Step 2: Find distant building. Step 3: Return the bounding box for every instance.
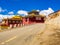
[0,10,46,29]
[1,15,22,29]
[22,10,46,25]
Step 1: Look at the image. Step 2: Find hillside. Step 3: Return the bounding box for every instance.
[28,11,60,45]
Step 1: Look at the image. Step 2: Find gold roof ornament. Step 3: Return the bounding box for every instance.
[12,15,21,18]
[12,15,22,20]
[2,15,22,21]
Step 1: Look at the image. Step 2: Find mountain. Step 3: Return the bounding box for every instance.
[48,10,60,19]
[45,10,60,28]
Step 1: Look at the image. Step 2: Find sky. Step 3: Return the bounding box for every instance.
[0,0,60,16]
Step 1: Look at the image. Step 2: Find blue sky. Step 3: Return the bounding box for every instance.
[0,0,60,15]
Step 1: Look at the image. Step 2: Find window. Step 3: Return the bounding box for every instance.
[25,18,27,22]
[36,17,41,20]
[39,18,41,20]
[13,21,15,23]
[16,21,18,23]
[9,20,11,23]
[36,17,39,20]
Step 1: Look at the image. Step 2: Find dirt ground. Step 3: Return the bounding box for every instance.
[28,24,60,45]
[29,16,60,45]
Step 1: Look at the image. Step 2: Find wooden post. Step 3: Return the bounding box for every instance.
[14,24,16,28]
[17,24,20,27]
[12,24,14,28]
[9,24,12,28]
[27,18,29,25]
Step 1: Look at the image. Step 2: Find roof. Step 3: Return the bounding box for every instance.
[3,15,22,21]
[25,15,46,18]
[28,10,39,15]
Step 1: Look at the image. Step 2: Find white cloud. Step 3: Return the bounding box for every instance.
[0,14,14,19]
[8,11,14,15]
[0,14,14,22]
[17,10,28,16]
[0,7,6,12]
[3,15,14,19]
[39,8,54,16]
[36,10,40,12]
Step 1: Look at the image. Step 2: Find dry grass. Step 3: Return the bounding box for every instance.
[28,15,60,45]
[0,30,3,32]
[28,24,60,45]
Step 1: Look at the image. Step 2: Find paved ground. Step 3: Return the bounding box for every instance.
[0,23,46,45]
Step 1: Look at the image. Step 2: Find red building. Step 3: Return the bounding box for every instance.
[1,11,46,29]
[1,15,22,29]
[22,10,46,25]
